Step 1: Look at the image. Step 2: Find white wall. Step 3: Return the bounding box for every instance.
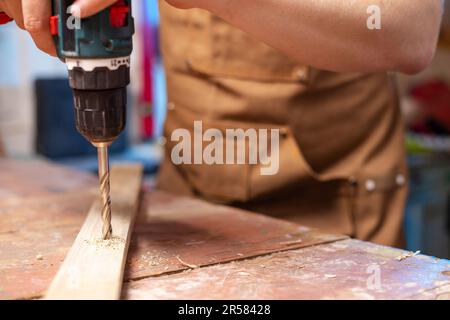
[0,23,67,157]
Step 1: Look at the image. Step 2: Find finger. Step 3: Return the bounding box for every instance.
[71,0,118,19]
[0,3,13,17]
[1,1,24,29]
[22,0,56,56]
[5,1,24,29]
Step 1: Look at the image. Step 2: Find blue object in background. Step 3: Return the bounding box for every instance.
[404,154,450,259]
[35,78,127,159]
[144,0,160,26]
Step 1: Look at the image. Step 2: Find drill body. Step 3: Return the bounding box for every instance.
[51,0,134,239]
[51,0,134,145]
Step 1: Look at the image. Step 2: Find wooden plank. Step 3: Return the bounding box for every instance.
[45,164,143,300]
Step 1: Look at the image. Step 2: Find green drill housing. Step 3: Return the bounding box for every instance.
[52,0,134,60]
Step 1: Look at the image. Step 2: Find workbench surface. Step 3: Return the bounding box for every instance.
[0,159,449,300]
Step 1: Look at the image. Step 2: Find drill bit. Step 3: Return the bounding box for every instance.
[97,144,113,240]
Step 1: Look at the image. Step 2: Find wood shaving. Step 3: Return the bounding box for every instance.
[185,241,205,246]
[279,239,303,246]
[325,274,337,278]
[395,250,421,261]
[35,254,43,261]
[176,255,199,269]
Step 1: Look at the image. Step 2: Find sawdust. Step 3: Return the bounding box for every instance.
[395,250,421,261]
[140,251,164,267]
[35,254,43,261]
[85,236,125,250]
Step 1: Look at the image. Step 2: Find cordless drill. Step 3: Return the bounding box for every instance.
[51,0,134,239]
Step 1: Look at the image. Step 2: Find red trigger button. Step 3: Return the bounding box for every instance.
[110,0,129,28]
[0,12,13,25]
[50,16,59,36]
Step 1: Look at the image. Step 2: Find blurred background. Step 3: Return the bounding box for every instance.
[0,0,165,172]
[1,1,450,258]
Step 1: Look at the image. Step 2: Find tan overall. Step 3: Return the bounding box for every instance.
[156,2,408,247]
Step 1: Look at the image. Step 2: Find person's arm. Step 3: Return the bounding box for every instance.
[79,0,443,74]
[165,0,444,74]
[2,0,443,74]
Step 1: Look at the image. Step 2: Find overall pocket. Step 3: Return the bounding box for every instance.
[185,14,311,84]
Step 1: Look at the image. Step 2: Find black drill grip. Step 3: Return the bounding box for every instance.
[73,87,126,144]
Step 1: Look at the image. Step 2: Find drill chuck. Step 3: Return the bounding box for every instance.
[72,87,126,144]
[67,58,130,144]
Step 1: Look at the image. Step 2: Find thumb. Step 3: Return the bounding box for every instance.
[70,0,118,18]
